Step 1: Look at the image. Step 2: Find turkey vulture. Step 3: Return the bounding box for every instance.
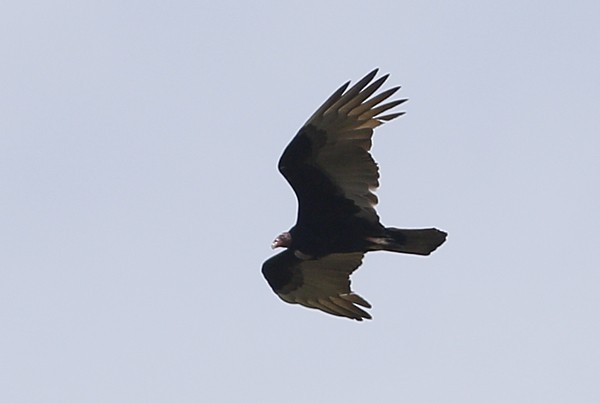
[262,69,447,321]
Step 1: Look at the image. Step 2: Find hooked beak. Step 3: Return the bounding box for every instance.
[271,237,285,249]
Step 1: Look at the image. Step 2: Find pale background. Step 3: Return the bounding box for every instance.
[1,1,599,402]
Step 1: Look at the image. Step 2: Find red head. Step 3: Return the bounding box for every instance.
[271,231,292,249]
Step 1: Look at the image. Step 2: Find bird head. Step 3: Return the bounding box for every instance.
[271,232,292,249]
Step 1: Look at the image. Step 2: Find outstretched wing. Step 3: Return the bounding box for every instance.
[279,69,406,227]
[262,250,372,321]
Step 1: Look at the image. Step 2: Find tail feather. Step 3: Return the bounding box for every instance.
[373,227,447,256]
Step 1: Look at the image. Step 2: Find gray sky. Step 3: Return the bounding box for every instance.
[1,1,599,402]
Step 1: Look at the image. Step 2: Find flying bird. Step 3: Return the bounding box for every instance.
[261,69,447,321]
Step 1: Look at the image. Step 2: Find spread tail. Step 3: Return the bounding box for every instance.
[370,227,447,256]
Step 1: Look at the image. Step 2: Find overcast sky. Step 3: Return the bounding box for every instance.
[1,1,599,402]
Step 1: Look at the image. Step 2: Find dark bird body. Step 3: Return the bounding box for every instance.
[262,69,447,320]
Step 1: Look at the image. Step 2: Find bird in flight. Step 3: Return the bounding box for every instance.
[262,69,447,321]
